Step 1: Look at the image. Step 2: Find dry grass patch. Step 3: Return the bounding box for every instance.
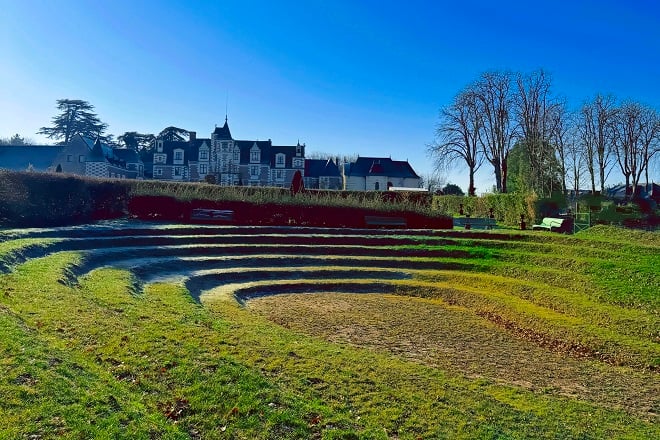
[247,292,659,419]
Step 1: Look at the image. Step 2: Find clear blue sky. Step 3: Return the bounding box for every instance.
[1,0,659,191]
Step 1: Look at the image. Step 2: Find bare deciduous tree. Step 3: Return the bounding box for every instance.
[515,69,559,145]
[473,71,516,193]
[565,125,587,196]
[429,90,483,196]
[639,106,660,190]
[418,171,446,193]
[549,101,573,194]
[615,102,660,198]
[514,69,562,195]
[576,102,598,193]
[592,95,617,193]
[576,95,617,194]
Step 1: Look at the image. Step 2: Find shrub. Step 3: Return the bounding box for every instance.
[432,193,537,226]
[534,192,568,219]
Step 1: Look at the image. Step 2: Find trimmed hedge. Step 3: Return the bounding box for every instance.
[433,193,538,226]
[0,171,130,227]
[0,171,449,228]
[128,196,450,229]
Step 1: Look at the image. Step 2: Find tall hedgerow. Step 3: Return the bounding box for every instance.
[433,193,537,226]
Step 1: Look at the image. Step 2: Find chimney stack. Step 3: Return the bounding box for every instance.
[189,131,196,141]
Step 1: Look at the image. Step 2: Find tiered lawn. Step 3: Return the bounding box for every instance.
[0,225,658,439]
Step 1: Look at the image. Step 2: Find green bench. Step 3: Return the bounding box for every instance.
[453,217,496,230]
[532,217,569,233]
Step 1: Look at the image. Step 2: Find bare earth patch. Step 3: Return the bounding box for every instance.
[248,292,659,419]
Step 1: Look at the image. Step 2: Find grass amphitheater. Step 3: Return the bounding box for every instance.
[0,220,658,439]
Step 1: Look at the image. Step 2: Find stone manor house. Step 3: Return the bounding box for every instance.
[1,119,421,190]
[152,120,308,188]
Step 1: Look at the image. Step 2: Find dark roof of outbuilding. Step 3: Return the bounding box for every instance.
[346,157,420,179]
[607,183,660,201]
[390,159,420,178]
[0,146,64,171]
[304,159,341,178]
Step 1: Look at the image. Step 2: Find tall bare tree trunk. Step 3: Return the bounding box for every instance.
[474,71,515,193]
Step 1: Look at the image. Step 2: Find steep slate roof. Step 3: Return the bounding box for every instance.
[0,146,64,171]
[188,138,211,161]
[80,136,115,159]
[269,145,300,168]
[235,140,273,165]
[113,148,141,163]
[88,138,106,161]
[212,120,232,140]
[304,159,341,178]
[158,141,189,165]
[346,157,420,179]
[391,159,420,178]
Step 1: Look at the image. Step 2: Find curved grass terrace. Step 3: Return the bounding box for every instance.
[0,221,658,439]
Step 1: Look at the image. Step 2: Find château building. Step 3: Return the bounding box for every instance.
[151,119,305,187]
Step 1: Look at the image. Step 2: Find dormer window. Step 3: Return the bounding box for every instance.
[250,144,260,163]
[275,153,285,168]
[199,149,208,160]
[173,149,185,165]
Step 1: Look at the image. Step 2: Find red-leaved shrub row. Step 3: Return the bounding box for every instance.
[0,171,450,228]
[128,196,452,229]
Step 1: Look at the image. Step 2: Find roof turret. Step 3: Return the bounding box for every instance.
[88,137,106,161]
[212,119,233,140]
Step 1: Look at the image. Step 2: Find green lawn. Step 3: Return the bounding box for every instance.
[0,224,658,439]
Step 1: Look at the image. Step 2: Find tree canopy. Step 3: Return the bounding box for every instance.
[442,183,465,196]
[157,126,189,142]
[38,99,109,144]
[506,140,561,195]
[432,69,659,196]
[118,132,155,151]
[0,134,32,146]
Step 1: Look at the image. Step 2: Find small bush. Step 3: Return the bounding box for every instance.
[534,192,568,219]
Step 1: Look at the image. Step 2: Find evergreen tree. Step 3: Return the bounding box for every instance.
[507,141,561,196]
[38,99,109,144]
[157,126,189,142]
